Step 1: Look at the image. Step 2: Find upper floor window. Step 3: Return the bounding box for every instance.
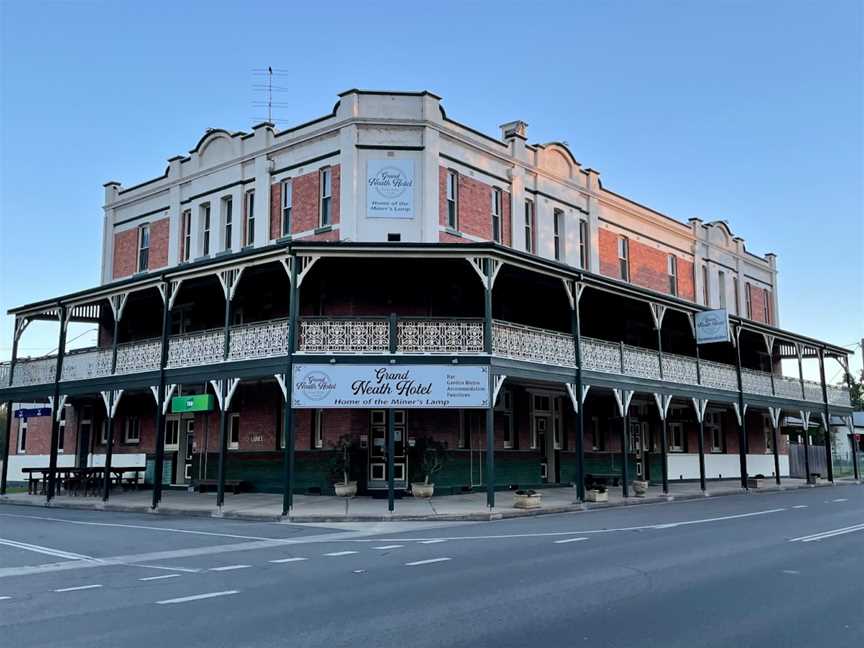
[524,199,534,253]
[281,179,292,237]
[733,276,740,315]
[579,220,589,269]
[745,283,753,318]
[137,224,150,273]
[491,188,502,243]
[763,289,770,323]
[618,236,629,281]
[553,210,564,261]
[222,196,233,251]
[702,265,710,306]
[181,210,192,262]
[201,203,211,256]
[244,190,255,246]
[667,254,678,296]
[124,416,140,444]
[718,270,727,309]
[320,167,332,226]
[446,170,458,229]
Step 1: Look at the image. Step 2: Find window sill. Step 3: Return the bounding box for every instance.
[314,225,332,235]
[444,227,462,238]
[277,235,292,243]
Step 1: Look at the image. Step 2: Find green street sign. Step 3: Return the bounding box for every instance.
[171,394,214,413]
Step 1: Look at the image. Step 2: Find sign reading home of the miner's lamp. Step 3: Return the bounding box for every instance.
[367,159,414,218]
[171,394,215,413]
[695,309,730,344]
[292,364,489,409]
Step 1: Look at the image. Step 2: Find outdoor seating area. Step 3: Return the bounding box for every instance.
[20,466,145,497]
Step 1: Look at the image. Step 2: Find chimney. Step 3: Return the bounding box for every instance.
[500,120,528,141]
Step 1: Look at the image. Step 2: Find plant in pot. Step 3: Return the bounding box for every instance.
[329,434,357,497]
[411,437,447,498]
[631,479,649,497]
[586,484,608,502]
[513,489,542,509]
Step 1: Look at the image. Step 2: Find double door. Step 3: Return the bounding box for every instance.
[367,410,407,490]
[165,417,195,485]
[630,420,650,481]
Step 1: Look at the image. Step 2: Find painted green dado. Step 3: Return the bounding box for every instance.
[192,451,338,494]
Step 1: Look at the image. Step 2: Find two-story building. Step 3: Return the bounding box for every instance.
[0,90,855,513]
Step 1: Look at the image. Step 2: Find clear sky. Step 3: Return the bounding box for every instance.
[0,0,861,382]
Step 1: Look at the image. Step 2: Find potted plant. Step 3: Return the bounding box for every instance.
[513,489,542,509]
[632,479,649,497]
[330,434,357,497]
[411,437,447,498]
[586,485,608,502]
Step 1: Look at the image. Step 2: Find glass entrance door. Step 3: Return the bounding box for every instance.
[367,410,407,490]
[630,420,648,480]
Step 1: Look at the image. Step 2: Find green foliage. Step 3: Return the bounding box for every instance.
[412,437,448,485]
[844,370,864,410]
[328,434,357,485]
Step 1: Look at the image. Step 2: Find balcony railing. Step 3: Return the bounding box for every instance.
[0,316,852,407]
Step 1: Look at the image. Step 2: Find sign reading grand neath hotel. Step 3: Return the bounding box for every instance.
[366,159,414,219]
[292,364,489,409]
[695,308,730,344]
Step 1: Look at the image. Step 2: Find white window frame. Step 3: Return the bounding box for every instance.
[100,419,109,445]
[244,190,255,246]
[164,418,180,450]
[313,410,323,449]
[319,167,332,227]
[618,236,630,281]
[553,210,564,261]
[281,179,292,238]
[762,289,770,323]
[763,414,773,453]
[707,411,723,452]
[222,196,233,251]
[668,255,678,296]
[718,270,727,309]
[733,276,740,315]
[229,414,240,450]
[590,416,604,451]
[669,422,684,452]
[579,219,589,269]
[745,282,752,318]
[702,265,710,306]
[137,223,150,273]
[181,209,192,262]
[446,170,458,229]
[491,188,502,243]
[496,389,514,448]
[124,416,140,445]
[201,203,211,256]
[58,408,66,453]
[524,199,534,253]
[17,418,27,453]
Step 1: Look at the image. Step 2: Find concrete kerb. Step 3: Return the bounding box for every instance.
[0,480,853,523]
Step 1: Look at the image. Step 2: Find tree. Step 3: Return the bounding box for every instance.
[844,370,864,410]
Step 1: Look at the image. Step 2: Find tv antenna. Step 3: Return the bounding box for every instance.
[252,67,291,125]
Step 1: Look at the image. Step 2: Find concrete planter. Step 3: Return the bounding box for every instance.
[333,481,357,498]
[513,491,542,509]
[412,482,435,498]
[586,489,608,502]
[632,480,649,497]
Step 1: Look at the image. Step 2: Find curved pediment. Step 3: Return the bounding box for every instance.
[537,142,580,179]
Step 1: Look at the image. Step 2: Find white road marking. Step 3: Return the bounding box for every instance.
[792,505,808,509]
[139,574,180,581]
[324,551,358,557]
[209,564,251,571]
[133,564,200,573]
[554,537,589,544]
[156,590,238,605]
[373,545,404,550]
[0,596,11,600]
[268,557,307,564]
[0,537,96,562]
[832,498,848,503]
[782,570,800,575]
[54,584,102,592]
[420,539,446,544]
[789,523,864,543]
[405,557,451,566]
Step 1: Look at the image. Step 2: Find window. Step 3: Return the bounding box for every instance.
[553,210,564,261]
[458,411,481,449]
[58,408,66,452]
[618,236,630,281]
[669,422,684,452]
[667,255,678,296]
[222,196,233,251]
[579,220,589,269]
[281,179,292,237]
[312,410,323,449]
[763,289,770,323]
[17,418,27,453]
[164,419,179,450]
[100,420,108,445]
[229,414,240,450]
[137,224,150,272]
[590,417,605,451]
[124,416,140,444]
[707,412,723,452]
[244,190,255,246]
[319,167,332,226]
[491,188,502,243]
[446,170,458,229]
[497,390,514,449]
[200,203,211,256]
[763,415,774,453]
[524,199,534,253]
[718,270,727,309]
[745,283,753,318]
[181,210,192,262]
[733,276,740,315]
[702,265,710,306]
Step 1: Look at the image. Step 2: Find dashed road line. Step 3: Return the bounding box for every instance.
[832,498,848,503]
[405,557,451,567]
[209,565,251,572]
[156,590,239,605]
[554,537,588,544]
[268,557,307,564]
[790,523,864,543]
[0,596,11,601]
[420,539,446,544]
[54,584,103,592]
[139,574,181,582]
[323,551,358,557]
[792,505,808,509]
[373,545,403,550]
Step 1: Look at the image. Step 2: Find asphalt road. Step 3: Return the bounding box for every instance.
[1,485,862,648]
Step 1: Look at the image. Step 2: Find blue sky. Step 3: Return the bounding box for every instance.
[0,0,861,381]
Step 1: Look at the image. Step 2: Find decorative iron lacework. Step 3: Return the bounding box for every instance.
[116,339,162,374]
[773,376,803,400]
[11,357,56,387]
[698,359,738,391]
[827,384,851,406]
[804,381,824,403]
[622,346,661,380]
[166,329,224,368]
[0,363,8,386]
[298,318,389,353]
[661,354,699,385]
[492,320,576,367]
[397,319,484,354]
[581,338,622,373]
[741,368,773,396]
[229,319,290,361]
[61,348,112,382]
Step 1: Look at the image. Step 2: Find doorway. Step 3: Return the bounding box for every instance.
[630,420,650,481]
[531,393,562,484]
[367,410,407,491]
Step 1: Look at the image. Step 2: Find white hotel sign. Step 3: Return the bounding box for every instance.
[292,364,489,409]
[366,159,414,219]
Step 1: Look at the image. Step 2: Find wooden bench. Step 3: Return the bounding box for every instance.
[585,474,622,489]
[194,479,245,494]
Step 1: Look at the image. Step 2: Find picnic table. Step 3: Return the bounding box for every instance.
[21,466,145,496]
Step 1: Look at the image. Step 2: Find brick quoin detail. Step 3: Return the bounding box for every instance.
[290,165,340,236]
[438,166,510,245]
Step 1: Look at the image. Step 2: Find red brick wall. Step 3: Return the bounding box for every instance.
[112,229,138,279]
[149,217,169,269]
[270,182,282,240]
[598,228,621,278]
[599,228,694,300]
[10,414,52,454]
[290,165,341,236]
[748,284,771,324]
[678,258,695,301]
[438,166,510,245]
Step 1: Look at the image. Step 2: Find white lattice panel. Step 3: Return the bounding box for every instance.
[827,384,851,406]
[492,321,576,367]
[229,319,290,361]
[698,360,738,391]
[661,354,699,385]
[774,376,803,400]
[581,338,622,374]
[116,339,162,374]
[298,318,389,353]
[61,348,112,382]
[622,346,661,380]
[397,319,484,354]
[167,329,225,368]
[741,368,773,396]
[11,357,57,387]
